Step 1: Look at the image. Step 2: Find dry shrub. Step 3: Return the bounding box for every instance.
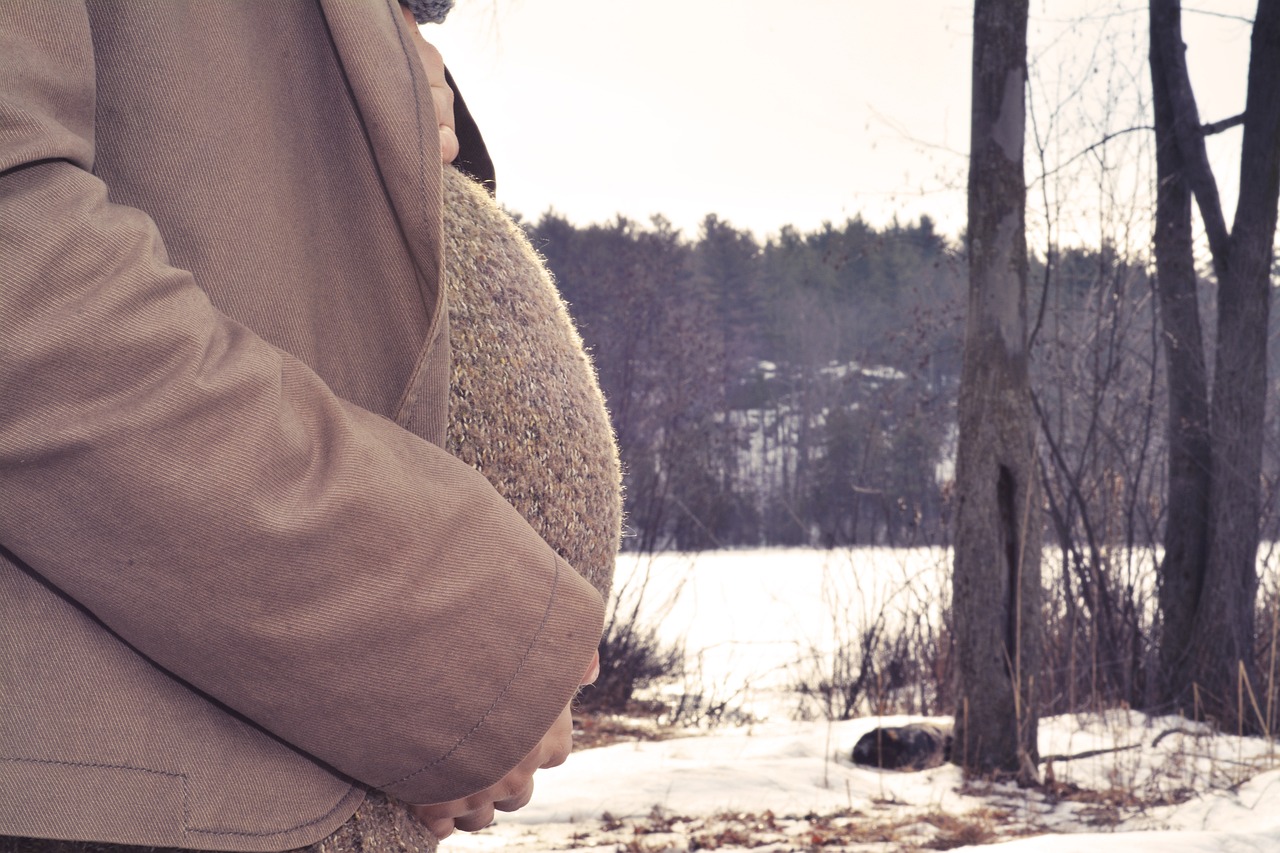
[793,552,953,720]
[920,810,999,850]
[578,566,684,714]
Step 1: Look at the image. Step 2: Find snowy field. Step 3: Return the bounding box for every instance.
[441,548,1280,852]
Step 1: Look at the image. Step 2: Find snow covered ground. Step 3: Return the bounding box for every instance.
[441,549,1280,852]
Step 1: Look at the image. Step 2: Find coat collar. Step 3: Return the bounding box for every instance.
[316,0,444,322]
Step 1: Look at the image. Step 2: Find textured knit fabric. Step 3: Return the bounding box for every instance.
[443,167,622,598]
[403,0,453,24]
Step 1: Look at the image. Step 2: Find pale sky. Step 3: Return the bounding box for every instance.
[426,1,1256,244]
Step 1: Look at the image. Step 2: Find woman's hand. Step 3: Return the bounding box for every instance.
[399,5,458,164]
[409,702,572,838]
[409,651,601,838]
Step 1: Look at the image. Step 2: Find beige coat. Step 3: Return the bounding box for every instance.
[0,1,606,849]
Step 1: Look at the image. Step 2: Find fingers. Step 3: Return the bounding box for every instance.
[407,687,584,836]
[494,778,535,813]
[408,802,451,833]
[538,703,574,769]
[583,650,601,685]
[398,6,458,164]
[438,121,459,165]
[408,763,535,835]
[453,803,495,833]
[417,46,458,164]
[422,815,455,839]
[414,781,528,839]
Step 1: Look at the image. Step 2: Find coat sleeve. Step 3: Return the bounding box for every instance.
[0,2,604,806]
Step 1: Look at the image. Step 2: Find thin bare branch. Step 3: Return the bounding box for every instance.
[1149,0,1231,278]
[1203,112,1246,136]
[1028,124,1155,186]
[1183,6,1254,25]
[865,105,968,159]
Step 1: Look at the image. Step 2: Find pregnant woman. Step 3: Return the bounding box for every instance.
[0,2,620,851]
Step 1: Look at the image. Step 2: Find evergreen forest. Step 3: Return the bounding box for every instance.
[524,211,1280,557]
[529,212,958,552]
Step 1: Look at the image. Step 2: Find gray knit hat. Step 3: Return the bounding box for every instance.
[404,0,454,23]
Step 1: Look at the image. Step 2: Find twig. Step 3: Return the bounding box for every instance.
[1040,743,1142,763]
[1151,726,1207,748]
[1029,125,1155,185]
[1202,113,1245,136]
[1183,6,1254,25]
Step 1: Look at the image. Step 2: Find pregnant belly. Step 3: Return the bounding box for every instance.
[440,166,621,599]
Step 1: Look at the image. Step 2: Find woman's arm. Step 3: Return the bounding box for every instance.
[0,0,602,808]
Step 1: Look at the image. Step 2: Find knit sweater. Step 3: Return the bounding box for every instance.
[441,166,622,599]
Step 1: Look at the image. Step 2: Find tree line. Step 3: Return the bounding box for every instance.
[527,207,1280,559]
[528,210,962,552]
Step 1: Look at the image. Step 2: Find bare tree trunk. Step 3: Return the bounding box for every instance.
[953,0,1041,781]
[1149,0,1280,729]
[1148,0,1211,708]
[1195,0,1280,729]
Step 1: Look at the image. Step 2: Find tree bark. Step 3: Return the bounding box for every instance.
[1149,0,1280,729]
[1193,0,1280,730]
[1148,0,1211,710]
[953,0,1041,781]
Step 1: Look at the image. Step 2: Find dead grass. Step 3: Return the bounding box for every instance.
[917,808,1012,849]
[567,708,1278,849]
[571,804,1049,852]
[573,709,683,750]
[1038,774,1196,825]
